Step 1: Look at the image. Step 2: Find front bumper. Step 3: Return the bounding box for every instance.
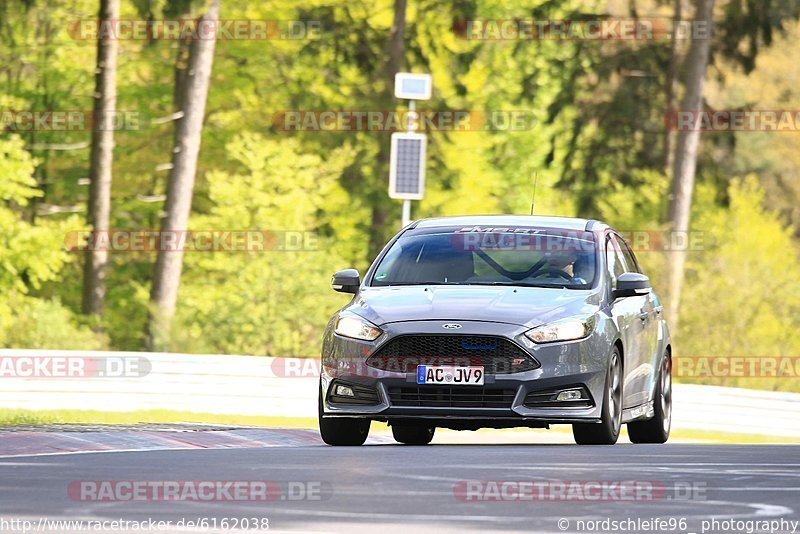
[320,319,613,425]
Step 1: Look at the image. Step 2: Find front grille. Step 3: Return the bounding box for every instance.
[388,386,516,408]
[366,335,538,375]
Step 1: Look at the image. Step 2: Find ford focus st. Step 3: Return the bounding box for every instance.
[318,215,672,446]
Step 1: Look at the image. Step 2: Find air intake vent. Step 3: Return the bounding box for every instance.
[366,335,538,375]
[387,386,516,408]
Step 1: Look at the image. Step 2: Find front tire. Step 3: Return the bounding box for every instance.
[628,351,672,444]
[391,424,435,445]
[318,387,370,446]
[573,346,622,445]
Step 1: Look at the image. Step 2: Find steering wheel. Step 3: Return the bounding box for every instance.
[529,268,573,280]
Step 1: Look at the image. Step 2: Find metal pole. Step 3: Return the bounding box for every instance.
[401,199,411,227]
[400,99,416,229]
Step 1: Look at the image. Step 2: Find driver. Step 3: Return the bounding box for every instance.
[544,249,578,277]
[543,247,591,284]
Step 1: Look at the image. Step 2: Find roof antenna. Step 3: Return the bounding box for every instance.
[530,171,538,215]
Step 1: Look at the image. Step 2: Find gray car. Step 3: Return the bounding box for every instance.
[319,215,672,446]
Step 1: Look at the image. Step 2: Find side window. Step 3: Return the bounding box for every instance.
[605,235,626,289]
[615,234,641,274]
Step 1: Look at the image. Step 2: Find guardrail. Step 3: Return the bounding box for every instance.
[1,349,799,438]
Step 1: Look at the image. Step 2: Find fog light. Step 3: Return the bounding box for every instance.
[556,389,584,401]
[335,385,355,397]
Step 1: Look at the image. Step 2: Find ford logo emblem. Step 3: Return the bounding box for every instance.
[442,323,462,329]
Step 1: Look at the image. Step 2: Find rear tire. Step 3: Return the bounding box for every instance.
[628,351,672,444]
[318,387,370,446]
[392,424,435,445]
[573,346,622,445]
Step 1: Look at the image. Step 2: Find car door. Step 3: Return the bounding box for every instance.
[614,233,658,407]
[616,234,659,357]
[605,233,649,410]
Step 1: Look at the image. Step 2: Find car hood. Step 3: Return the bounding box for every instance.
[347,285,599,328]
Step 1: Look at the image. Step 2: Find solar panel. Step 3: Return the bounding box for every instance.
[389,133,427,200]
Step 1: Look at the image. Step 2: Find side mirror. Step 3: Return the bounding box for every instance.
[613,272,651,299]
[331,269,360,294]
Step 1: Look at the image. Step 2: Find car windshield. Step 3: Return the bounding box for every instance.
[371,227,597,289]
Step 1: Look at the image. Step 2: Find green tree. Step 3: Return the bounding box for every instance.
[171,134,355,356]
[0,135,104,348]
[679,177,800,391]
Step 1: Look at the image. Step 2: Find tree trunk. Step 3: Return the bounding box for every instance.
[81,0,120,317]
[148,0,219,351]
[174,37,192,107]
[368,0,407,260]
[663,0,683,176]
[385,0,407,82]
[666,0,715,326]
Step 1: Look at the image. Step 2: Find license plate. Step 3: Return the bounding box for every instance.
[416,365,484,385]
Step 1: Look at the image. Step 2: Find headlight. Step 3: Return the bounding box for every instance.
[335,315,382,341]
[524,315,595,344]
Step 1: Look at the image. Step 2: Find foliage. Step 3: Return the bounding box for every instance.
[0,0,798,398]
[0,135,104,349]
[678,177,800,390]
[171,134,354,356]
[706,19,800,234]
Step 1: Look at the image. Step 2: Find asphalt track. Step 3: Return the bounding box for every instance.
[0,427,798,534]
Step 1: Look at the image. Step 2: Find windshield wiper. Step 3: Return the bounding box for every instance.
[463,281,577,289]
[379,281,467,286]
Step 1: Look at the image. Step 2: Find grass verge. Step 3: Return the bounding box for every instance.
[0,409,317,429]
